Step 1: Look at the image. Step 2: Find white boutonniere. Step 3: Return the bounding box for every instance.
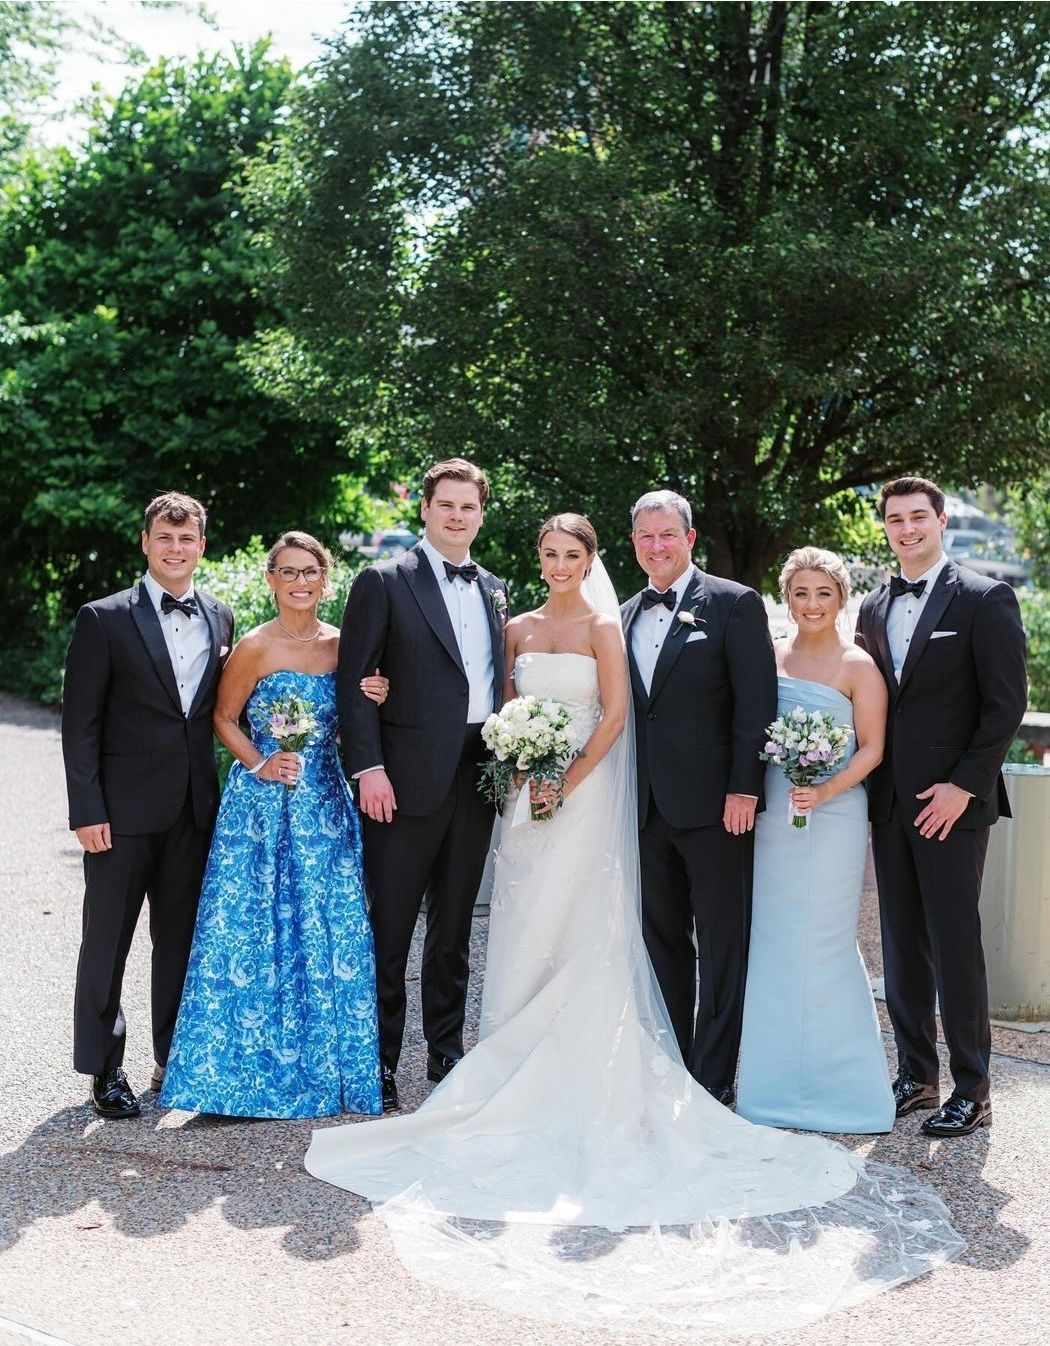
[673,607,703,637]
[490,587,509,624]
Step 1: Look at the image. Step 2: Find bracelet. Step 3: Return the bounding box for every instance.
[246,754,272,776]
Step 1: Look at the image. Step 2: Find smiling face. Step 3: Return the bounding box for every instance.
[538,530,592,594]
[141,514,205,596]
[266,546,326,616]
[882,491,947,579]
[420,477,484,561]
[631,507,696,590]
[787,569,843,634]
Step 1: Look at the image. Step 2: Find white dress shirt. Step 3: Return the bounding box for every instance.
[886,554,949,682]
[631,568,693,696]
[420,535,495,724]
[142,570,211,715]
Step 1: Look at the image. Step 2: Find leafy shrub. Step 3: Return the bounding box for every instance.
[1019,590,1050,712]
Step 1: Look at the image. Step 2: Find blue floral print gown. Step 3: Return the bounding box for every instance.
[161,670,382,1118]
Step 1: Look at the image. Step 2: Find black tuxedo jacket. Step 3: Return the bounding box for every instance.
[62,581,234,834]
[855,561,1027,828]
[622,565,777,830]
[337,545,507,816]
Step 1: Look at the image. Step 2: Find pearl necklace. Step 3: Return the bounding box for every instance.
[275,617,321,643]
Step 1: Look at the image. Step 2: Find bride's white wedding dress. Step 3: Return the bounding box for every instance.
[306,575,962,1333]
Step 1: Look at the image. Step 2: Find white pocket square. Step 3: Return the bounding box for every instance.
[220,644,230,656]
[685,630,708,643]
[929,631,957,640]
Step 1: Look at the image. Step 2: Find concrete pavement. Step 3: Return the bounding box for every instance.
[1,691,1047,1346]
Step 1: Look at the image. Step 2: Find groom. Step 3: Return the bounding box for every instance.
[337,458,507,1111]
[856,475,1026,1137]
[62,492,234,1118]
[622,490,777,1105]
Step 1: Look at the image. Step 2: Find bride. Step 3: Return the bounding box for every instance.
[306,513,962,1333]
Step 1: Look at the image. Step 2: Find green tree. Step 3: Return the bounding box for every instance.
[0,45,348,693]
[248,1,1050,595]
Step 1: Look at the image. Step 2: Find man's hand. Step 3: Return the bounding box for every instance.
[914,781,972,841]
[723,793,757,836]
[359,768,397,823]
[76,823,112,853]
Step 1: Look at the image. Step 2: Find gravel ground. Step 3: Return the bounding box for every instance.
[1,691,1047,1346]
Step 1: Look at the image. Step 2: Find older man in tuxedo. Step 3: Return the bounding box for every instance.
[622,489,777,1106]
[856,476,1027,1137]
[62,492,234,1118]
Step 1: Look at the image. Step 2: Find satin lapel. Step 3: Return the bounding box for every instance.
[649,568,708,705]
[401,546,465,676]
[129,582,183,713]
[478,571,506,708]
[868,585,896,689]
[897,563,959,694]
[187,593,222,718]
[621,592,648,704]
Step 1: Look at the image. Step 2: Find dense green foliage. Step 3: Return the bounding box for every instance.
[248,0,1050,596]
[0,46,353,694]
[1019,590,1050,713]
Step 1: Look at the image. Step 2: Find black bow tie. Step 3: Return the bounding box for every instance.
[160,593,198,617]
[641,588,676,611]
[443,561,478,584]
[889,576,927,600]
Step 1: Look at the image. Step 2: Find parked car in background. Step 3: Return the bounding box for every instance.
[344,527,420,560]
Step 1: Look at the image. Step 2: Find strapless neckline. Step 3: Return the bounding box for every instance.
[514,652,597,664]
[777,674,851,709]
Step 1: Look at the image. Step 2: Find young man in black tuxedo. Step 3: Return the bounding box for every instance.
[621,490,777,1106]
[856,476,1027,1137]
[337,459,507,1111]
[62,493,234,1118]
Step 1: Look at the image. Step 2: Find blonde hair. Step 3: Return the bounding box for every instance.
[779,547,851,607]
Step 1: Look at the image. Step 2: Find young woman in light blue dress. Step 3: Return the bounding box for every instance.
[160,532,388,1119]
[737,547,895,1133]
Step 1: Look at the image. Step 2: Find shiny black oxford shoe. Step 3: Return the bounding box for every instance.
[91,1067,141,1119]
[893,1072,940,1117]
[380,1065,399,1113]
[921,1095,991,1138]
[426,1051,461,1084]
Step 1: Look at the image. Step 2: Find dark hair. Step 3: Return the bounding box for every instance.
[422,458,490,506]
[266,530,334,599]
[536,512,598,555]
[876,476,946,519]
[144,491,207,536]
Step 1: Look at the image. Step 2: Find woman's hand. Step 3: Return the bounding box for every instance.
[529,776,566,818]
[256,751,301,787]
[360,668,389,705]
[788,782,829,815]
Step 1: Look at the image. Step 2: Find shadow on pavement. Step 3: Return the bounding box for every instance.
[0,1096,374,1263]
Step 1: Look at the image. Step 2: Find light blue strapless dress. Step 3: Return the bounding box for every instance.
[161,670,382,1119]
[737,676,894,1133]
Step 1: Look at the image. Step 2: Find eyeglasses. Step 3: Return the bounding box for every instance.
[271,566,325,583]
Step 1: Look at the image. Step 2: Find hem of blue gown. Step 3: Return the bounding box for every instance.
[736,1105,895,1135]
[158,1093,383,1120]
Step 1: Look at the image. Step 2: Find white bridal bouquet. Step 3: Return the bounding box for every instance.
[760,706,852,829]
[479,695,575,824]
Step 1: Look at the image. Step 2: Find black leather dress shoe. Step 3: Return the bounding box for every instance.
[705,1084,736,1110]
[426,1051,462,1084]
[91,1067,141,1119]
[921,1095,991,1138]
[380,1065,399,1113]
[893,1072,940,1117]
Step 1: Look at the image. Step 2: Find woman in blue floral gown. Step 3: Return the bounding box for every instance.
[160,532,386,1119]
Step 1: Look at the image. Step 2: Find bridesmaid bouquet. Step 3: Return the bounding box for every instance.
[479,696,575,823]
[264,696,319,788]
[760,707,852,829]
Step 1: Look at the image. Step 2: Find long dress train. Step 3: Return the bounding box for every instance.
[737,675,895,1133]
